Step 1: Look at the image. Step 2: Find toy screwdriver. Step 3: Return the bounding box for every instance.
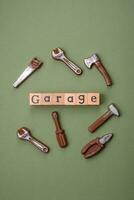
[51,111,68,148]
[81,133,113,159]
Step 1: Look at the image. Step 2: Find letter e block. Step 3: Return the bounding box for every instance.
[88,93,100,105]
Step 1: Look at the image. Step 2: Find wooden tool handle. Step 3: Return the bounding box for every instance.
[95,61,112,86]
[56,131,67,148]
[52,112,68,148]
[52,111,62,131]
[81,138,103,158]
[29,137,49,153]
[88,110,112,133]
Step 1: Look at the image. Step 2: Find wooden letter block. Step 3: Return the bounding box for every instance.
[29,93,100,106]
[52,93,64,105]
[87,93,100,105]
[29,93,41,105]
[76,93,88,105]
[64,93,76,105]
[41,93,53,105]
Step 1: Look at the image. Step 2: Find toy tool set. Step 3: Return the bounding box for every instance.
[13,48,121,159]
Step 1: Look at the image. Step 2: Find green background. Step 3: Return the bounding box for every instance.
[0,0,134,200]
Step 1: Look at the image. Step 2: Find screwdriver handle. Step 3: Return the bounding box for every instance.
[52,111,68,148]
[56,131,68,148]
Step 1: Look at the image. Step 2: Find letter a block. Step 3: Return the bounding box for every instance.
[29,93,100,106]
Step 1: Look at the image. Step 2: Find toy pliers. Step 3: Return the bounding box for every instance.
[81,133,113,159]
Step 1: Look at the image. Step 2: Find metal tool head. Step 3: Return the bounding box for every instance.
[99,133,113,145]
[30,57,43,69]
[17,127,31,141]
[52,48,64,60]
[109,104,120,116]
[84,53,99,69]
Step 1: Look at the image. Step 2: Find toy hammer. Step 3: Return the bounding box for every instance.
[88,104,120,133]
[84,54,112,86]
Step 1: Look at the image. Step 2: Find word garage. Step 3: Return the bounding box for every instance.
[29,93,100,106]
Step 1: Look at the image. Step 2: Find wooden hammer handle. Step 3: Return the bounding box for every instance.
[52,112,68,148]
[88,110,113,133]
[95,61,112,86]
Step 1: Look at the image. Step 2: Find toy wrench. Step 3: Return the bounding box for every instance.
[17,127,49,153]
[52,48,82,75]
[13,58,43,88]
[81,133,113,159]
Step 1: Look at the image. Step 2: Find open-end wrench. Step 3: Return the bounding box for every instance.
[52,48,82,75]
[17,127,49,153]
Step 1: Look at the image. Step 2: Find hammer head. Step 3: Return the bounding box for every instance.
[109,104,120,116]
[84,54,99,69]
